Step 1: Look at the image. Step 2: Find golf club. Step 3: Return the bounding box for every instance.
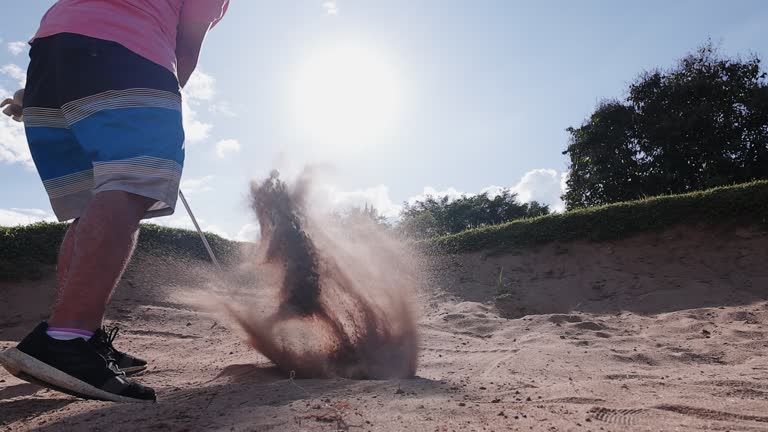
[178,189,222,272]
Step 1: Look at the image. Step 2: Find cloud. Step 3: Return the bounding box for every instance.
[180,175,215,195]
[7,41,26,56]
[510,169,567,212]
[407,186,466,206]
[0,208,55,226]
[0,87,33,167]
[560,171,569,196]
[203,168,567,243]
[184,70,215,101]
[201,224,230,239]
[181,70,216,143]
[235,223,260,242]
[215,139,241,159]
[322,1,339,15]
[209,101,236,117]
[184,70,237,117]
[181,98,213,143]
[306,168,567,223]
[314,184,403,219]
[406,168,568,213]
[1,64,26,87]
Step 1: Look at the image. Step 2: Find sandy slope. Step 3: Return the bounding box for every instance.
[1,226,767,431]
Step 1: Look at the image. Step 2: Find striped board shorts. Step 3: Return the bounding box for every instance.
[23,33,185,221]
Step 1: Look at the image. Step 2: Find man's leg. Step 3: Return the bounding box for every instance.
[55,219,79,298]
[49,190,153,331]
[2,189,157,402]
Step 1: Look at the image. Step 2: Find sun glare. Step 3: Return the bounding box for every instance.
[291,45,403,147]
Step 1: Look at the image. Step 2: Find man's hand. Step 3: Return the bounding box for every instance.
[1,89,24,122]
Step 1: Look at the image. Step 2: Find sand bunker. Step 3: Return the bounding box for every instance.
[2,220,767,431]
[224,171,420,379]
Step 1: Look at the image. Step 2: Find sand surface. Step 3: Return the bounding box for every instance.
[1,225,767,431]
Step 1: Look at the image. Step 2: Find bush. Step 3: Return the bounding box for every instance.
[0,222,240,282]
[422,180,768,254]
[400,189,550,239]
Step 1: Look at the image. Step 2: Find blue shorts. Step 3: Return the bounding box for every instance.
[23,33,185,221]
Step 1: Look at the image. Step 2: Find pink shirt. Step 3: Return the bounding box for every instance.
[33,0,229,74]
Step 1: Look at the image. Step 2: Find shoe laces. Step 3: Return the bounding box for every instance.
[103,326,120,350]
[93,326,122,360]
[89,326,126,375]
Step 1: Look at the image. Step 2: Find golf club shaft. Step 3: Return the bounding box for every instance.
[178,189,222,272]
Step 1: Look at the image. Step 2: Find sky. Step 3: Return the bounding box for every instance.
[2,0,768,240]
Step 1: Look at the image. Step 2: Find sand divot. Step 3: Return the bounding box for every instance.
[220,171,421,379]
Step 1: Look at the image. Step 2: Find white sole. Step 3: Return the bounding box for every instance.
[122,365,148,375]
[0,348,155,403]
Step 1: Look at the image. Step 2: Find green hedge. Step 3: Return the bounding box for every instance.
[3,181,767,281]
[422,180,768,254]
[0,222,240,282]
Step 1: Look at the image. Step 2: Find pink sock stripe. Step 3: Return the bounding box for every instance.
[47,327,95,337]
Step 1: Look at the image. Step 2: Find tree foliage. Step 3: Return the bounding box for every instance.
[333,204,390,229]
[399,189,549,239]
[563,43,768,209]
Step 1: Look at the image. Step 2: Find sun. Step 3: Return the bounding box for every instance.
[291,44,403,146]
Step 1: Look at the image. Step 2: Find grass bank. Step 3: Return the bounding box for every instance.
[0,223,239,282]
[3,181,767,281]
[422,180,768,254]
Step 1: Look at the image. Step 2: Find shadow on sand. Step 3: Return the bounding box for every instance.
[25,363,445,431]
[429,226,768,319]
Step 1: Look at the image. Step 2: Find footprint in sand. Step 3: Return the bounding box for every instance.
[726,311,758,322]
[571,321,609,331]
[654,404,768,424]
[547,315,612,334]
[592,404,768,427]
[611,353,658,366]
[589,407,649,426]
[703,380,768,400]
[547,314,583,324]
[664,346,726,365]
[604,373,660,380]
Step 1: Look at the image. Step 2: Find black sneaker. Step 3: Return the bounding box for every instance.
[0,322,156,403]
[92,326,148,375]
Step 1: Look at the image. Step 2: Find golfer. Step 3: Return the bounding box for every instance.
[0,0,229,402]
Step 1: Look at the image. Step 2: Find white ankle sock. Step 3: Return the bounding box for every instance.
[46,327,94,341]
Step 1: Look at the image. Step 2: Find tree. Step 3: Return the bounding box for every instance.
[334,203,389,229]
[562,101,642,208]
[563,43,768,209]
[399,189,550,239]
